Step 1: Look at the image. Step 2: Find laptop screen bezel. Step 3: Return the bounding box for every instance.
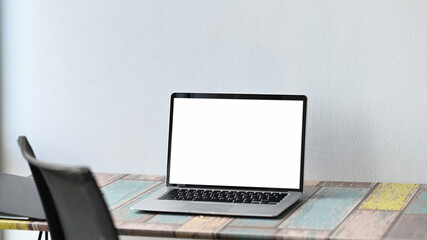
[166,92,307,193]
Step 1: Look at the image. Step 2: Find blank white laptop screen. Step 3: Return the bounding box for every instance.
[169,98,304,189]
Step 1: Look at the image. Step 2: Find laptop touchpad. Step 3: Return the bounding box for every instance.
[183,204,233,212]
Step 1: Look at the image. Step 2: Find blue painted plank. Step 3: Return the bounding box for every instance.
[102,180,160,209]
[405,190,427,214]
[147,214,193,225]
[278,187,369,230]
[228,186,319,228]
[112,185,164,222]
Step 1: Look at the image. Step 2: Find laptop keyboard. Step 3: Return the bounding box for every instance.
[159,188,287,205]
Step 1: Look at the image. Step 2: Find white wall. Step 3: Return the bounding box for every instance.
[2,0,427,182]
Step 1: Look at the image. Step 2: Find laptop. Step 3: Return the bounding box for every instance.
[0,173,46,220]
[132,93,307,217]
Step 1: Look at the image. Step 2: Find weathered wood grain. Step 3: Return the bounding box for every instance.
[147,214,193,225]
[304,180,320,187]
[359,183,419,211]
[331,210,399,239]
[175,216,232,238]
[102,180,162,210]
[219,227,277,239]
[275,229,330,239]
[227,186,319,229]
[405,189,427,214]
[112,184,164,224]
[0,219,32,230]
[118,222,178,237]
[7,174,427,239]
[92,173,125,187]
[112,207,152,226]
[319,181,375,188]
[31,221,49,231]
[279,187,369,230]
[385,214,427,239]
[301,186,321,201]
[122,174,166,182]
[228,217,282,228]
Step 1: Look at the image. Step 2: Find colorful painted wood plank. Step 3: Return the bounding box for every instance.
[122,174,166,182]
[301,186,321,201]
[228,217,282,229]
[227,186,319,228]
[92,173,125,187]
[279,187,369,230]
[275,229,330,239]
[112,184,164,224]
[102,180,162,210]
[147,214,193,225]
[385,214,427,239]
[175,216,232,238]
[219,226,277,239]
[118,222,178,237]
[112,208,151,226]
[31,221,49,231]
[0,219,32,230]
[304,180,320,187]
[319,181,375,188]
[331,210,399,239]
[359,183,419,211]
[405,189,427,214]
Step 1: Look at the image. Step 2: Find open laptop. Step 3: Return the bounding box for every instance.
[132,93,307,217]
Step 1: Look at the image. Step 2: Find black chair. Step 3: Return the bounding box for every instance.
[18,136,119,240]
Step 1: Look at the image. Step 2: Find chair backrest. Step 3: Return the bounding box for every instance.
[18,136,119,240]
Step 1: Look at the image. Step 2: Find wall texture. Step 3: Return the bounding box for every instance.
[2,0,427,183]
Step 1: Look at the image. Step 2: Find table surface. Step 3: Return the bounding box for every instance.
[1,173,427,239]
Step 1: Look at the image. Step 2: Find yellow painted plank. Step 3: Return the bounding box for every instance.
[0,219,31,230]
[359,183,419,211]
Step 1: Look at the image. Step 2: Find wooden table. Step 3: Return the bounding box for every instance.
[1,173,427,239]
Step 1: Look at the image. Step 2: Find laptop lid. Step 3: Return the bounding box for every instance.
[166,93,307,193]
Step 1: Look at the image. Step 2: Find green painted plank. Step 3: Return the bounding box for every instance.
[102,180,161,209]
[279,187,369,230]
[359,183,419,211]
[405,189,427,214]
